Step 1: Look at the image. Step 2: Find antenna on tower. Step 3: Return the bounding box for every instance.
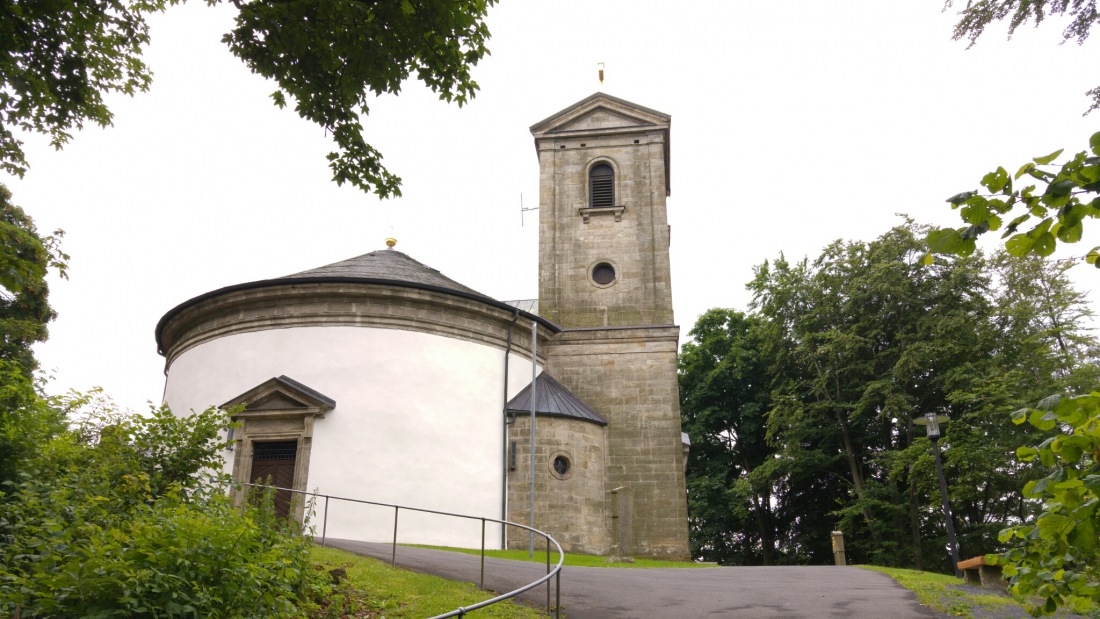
[520,194,538,227]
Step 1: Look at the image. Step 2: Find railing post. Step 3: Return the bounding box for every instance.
[392,506,399,567]
[555,568,561,619]
[546,536,551,615]
[480,518,486,590]
[322,495,330,547]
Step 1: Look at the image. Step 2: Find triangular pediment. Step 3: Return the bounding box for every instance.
[247,392,307,410]
[222,375,336,414]
[530,93,670,137]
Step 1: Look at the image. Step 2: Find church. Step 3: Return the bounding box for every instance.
[156,93,691,560]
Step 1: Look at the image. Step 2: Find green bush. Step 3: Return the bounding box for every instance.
[998,392,1100,617]
[0,400,330,618]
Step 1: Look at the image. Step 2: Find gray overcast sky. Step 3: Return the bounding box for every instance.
[5,0,1099,414]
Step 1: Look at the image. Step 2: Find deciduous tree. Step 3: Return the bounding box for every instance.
[0,0,496,198]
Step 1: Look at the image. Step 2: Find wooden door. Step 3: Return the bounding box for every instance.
[250,440,297,519]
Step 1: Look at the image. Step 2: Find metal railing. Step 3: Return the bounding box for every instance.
[239,483,563,618]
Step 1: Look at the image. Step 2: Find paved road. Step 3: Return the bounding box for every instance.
[324,539,939,618]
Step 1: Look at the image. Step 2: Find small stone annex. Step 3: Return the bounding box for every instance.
[155,93,691,560]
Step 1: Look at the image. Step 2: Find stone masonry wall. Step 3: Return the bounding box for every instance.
[547,326,690,560]
[536,127,673,328]
[507,415,610,555]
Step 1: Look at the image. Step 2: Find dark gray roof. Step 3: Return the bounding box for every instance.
[156,248,561,356]
[282,249,488,298]
[275,375,336,408]
[506,372,607,426]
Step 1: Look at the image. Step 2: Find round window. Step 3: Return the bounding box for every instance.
[553,455,571,477]
[592,262,616,286]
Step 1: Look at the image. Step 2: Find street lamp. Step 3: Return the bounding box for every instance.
[914,412,961,578]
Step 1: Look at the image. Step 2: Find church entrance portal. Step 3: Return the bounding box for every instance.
[250,440,298,519]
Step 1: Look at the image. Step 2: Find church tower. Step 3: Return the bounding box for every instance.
[530,93,690,559]
[530,93,673,328]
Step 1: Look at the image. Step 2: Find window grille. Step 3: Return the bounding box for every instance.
[254,440,297,461]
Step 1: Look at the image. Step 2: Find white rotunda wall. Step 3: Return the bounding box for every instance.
[163,324,541,549]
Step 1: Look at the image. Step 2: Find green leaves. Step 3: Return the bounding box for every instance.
[999,392,1100,616]
[1034,149,1065,165]
[982,167,1012,194]
[0,0,495,197]
[932,132,1100,262]
[224,0,497,197]
[0,0,169,178]
[0,400,330,617]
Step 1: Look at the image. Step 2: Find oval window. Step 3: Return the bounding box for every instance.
[553,455,571,477]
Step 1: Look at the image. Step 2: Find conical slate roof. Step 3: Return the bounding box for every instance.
[506,372,607,426]
[155,247,560,356]
[281,249,488,298]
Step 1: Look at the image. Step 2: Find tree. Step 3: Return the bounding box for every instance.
[0,0,496,198]
[749,223,1010,569]
[0,184,67,487]
[679,309,778,565]
[0,184,65,377]
[947,0,1100,113]
[929,128,1100,616]
[677,221,1096,572]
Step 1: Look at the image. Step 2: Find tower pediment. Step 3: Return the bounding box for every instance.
[529,92,670,137]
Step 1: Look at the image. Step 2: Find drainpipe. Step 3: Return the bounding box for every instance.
[529,319,538,557]
[501,309,519,549]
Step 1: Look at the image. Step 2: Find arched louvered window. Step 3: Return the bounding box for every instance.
[589,164,614,208]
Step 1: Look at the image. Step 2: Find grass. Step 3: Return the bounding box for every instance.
[859,565,1026,618]
[404,544,715,568]
[310,546,549,618]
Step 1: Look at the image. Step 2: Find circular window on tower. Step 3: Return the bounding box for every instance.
[589,261,618,288]
[548,451,574,480]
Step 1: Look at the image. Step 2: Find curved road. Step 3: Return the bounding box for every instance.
[325,539,939,618]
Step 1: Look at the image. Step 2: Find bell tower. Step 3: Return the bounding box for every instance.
[530,93,689,560]
[530,93,673,328]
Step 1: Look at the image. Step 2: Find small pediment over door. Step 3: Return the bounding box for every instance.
[222,375,336,415]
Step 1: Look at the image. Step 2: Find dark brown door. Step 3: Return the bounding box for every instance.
[250,440,297,519]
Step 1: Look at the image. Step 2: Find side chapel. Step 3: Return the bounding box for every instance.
[156,93,690,559]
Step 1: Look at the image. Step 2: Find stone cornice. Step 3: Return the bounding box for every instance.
[158,282,557,371]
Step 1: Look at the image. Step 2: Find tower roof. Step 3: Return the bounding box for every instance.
[506,371,607,426]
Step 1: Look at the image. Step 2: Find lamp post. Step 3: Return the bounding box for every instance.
[915,412,961,578]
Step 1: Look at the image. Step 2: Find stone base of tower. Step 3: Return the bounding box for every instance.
[546,325,690,560]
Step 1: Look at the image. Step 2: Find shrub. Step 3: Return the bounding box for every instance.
[0,400,329,618]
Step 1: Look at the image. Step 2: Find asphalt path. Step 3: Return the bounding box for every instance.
[324,539,940,618]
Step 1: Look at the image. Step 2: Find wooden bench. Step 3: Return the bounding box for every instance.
[958,555,1006,590]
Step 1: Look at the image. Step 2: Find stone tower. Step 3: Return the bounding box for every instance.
[530,93,690,559]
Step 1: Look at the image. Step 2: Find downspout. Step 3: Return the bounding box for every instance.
[529,319,538,557]
[501,308,519,549]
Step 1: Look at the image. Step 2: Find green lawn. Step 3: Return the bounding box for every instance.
[405,544,715,568]
[310,546,549,618]
[860,565,1027,618]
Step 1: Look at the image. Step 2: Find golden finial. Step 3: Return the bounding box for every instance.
[385,237,397,249]
[598,62,605,87]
